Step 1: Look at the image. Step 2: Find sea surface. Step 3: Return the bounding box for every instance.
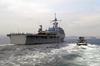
[0,38,100,66]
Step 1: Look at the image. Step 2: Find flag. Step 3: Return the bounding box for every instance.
[52,20,55,22]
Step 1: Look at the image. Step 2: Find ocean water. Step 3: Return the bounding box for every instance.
[0,38,100,66]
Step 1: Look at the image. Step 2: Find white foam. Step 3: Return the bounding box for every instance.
[48,43,100,66]
[1,43,100,66]
[0,44,14,46]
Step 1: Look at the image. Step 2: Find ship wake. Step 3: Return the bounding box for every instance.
[0,43,100,66]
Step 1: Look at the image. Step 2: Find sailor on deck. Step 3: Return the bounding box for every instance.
[77,37,86,43]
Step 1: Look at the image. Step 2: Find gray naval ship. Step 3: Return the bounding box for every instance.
[7,14,65,44]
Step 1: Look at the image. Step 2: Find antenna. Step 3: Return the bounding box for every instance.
[55,13,56,18]
[18,28,19,33]
[39,19,40,25]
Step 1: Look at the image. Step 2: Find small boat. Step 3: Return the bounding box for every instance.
[77,37,87,46]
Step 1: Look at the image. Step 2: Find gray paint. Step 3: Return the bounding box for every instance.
[7,34,65,44]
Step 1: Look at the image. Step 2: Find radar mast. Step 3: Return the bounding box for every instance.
[53,13,58,32]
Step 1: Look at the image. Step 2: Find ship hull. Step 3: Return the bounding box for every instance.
[7,34,64,44]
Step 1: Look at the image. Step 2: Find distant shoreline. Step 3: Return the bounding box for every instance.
[65,36,100,39]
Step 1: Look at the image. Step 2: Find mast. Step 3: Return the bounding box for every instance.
[54,13,58,32]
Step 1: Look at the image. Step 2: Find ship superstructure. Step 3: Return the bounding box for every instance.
[7,14,65,44]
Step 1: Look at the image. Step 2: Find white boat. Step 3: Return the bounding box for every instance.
[77,37,87,46]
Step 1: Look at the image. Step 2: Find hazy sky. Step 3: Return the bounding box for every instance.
[0,0,100,36]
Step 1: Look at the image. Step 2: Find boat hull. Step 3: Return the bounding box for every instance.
[7,34,64,44]
[77,43,87,46]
